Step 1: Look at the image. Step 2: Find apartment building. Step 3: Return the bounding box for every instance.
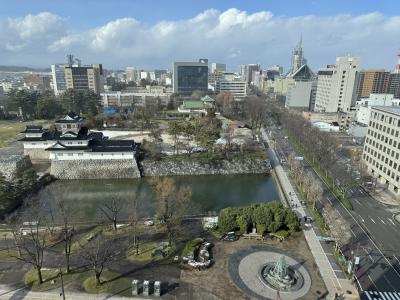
[363,106,400,194]
[356,70,390,98]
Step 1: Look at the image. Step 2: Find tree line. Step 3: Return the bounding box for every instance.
[267,102,368,209]
[218,201,300,235]
[0,169,37,217]
[1,89,99,121]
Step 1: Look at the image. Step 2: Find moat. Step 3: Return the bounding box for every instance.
[22,174,279,222]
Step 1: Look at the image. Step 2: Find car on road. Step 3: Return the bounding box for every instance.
[300,200,307,208]
[144,219,154,226]
[223,231,238,242]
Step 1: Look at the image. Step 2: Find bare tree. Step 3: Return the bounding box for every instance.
[56,198,75,274]
[100,196,122,231]
[323,204,351,250]
[129,192,144,256]
[151,177,191,246]
[80,236,115,286]
[244,95,267,140]
[9,218,47,284]
[309,179,324,210]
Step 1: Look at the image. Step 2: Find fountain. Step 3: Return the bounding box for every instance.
[260,256,304,292]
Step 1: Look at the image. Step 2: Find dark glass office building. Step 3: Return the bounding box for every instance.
[173,60,208,96]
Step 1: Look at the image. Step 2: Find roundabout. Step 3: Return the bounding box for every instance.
[229,246,311,300]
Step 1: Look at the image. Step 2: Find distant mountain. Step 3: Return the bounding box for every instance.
[0,65,51,73]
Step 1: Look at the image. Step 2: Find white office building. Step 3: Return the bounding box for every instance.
[355,94,396,125]
[363,106,400,194]
[314,56,361,113]
[215,76,247,101]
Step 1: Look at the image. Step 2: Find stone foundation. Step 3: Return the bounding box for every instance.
[0,155,33,180]
[24,148,50,160]
[141,158,271,177]
[51,159,141,179]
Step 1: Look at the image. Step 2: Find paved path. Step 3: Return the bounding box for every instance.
[0,285,145,300]
[261,129,358,300]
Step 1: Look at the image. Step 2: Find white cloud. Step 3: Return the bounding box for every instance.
[0,9,399,71]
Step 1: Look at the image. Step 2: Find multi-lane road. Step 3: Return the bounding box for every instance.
[267,126,400,300]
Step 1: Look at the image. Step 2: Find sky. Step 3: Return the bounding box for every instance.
[0,0,400,71]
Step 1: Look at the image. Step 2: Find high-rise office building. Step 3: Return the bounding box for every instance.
[363,106,400,194]
[314,56,361,113]
[211,63,226,74]
[64,64,104,94]
[173,60,208,96]
[52,55,104,95]
[126,67,137,83]
[356,70,390,98]
[51,64,68,95]
[239,64,260,84]
[215,73,247,101]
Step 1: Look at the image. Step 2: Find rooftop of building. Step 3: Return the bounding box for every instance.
[371,106,400,115]
[19,126,105,142]
[55,112,84,123]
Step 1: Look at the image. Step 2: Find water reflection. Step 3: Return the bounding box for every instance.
[24,175,278,223]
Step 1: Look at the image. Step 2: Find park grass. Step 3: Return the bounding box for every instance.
[24,268,88,292]
[126,241,176,262]
[0,120,48,148]
[0,248,19,261]
[82,270,133,296]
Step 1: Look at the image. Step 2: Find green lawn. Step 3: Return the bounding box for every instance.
[24,268,89,292]
[82,270,132,296]
[127,241,176,262]
[0,120,49,147]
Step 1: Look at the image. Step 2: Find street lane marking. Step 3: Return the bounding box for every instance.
[378,217,386,225]
[370,217,376,224]
[388,218,396,226]
[355,198,362,205]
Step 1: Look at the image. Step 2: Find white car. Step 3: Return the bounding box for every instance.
[144,219,154,226]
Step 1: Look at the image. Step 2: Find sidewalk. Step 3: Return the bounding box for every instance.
[369,186,400,206]
[262,129,359,300]
[0,285,143,300]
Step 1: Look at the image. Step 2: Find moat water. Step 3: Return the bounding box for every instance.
[23,174,279,222]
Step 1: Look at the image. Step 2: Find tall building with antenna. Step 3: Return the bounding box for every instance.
[289,35,307,75]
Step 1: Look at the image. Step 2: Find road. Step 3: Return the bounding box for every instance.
[267,125,400,300]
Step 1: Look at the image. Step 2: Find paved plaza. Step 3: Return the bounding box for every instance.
[229,246,312,300]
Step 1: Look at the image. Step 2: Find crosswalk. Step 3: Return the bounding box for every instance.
[363,290,400,300]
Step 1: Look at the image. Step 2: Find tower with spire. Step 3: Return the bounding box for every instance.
[289,35,307,75]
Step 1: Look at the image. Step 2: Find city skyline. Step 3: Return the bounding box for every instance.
[1,1,400,70]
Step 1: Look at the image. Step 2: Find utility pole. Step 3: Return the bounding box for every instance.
[59,268,65,300]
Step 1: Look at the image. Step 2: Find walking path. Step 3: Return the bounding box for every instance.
[261,129,359,300]
[0,285,143,300]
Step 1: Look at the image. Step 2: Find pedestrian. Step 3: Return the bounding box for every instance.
[304,216,307,222]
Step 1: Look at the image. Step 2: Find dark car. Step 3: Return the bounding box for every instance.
[223,232,238,242]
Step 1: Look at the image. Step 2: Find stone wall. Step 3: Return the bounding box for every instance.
[51,159,141,179]
[24,148,50,160]
[141,158,271,177]
[0,155,33,180]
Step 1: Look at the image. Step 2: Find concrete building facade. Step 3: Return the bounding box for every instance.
[314,56,361,113]
[363,106,400,194]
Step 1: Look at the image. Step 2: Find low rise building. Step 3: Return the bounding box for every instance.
[178,95,215,115]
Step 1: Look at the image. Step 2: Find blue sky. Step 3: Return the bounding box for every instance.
[1,1,400,70]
